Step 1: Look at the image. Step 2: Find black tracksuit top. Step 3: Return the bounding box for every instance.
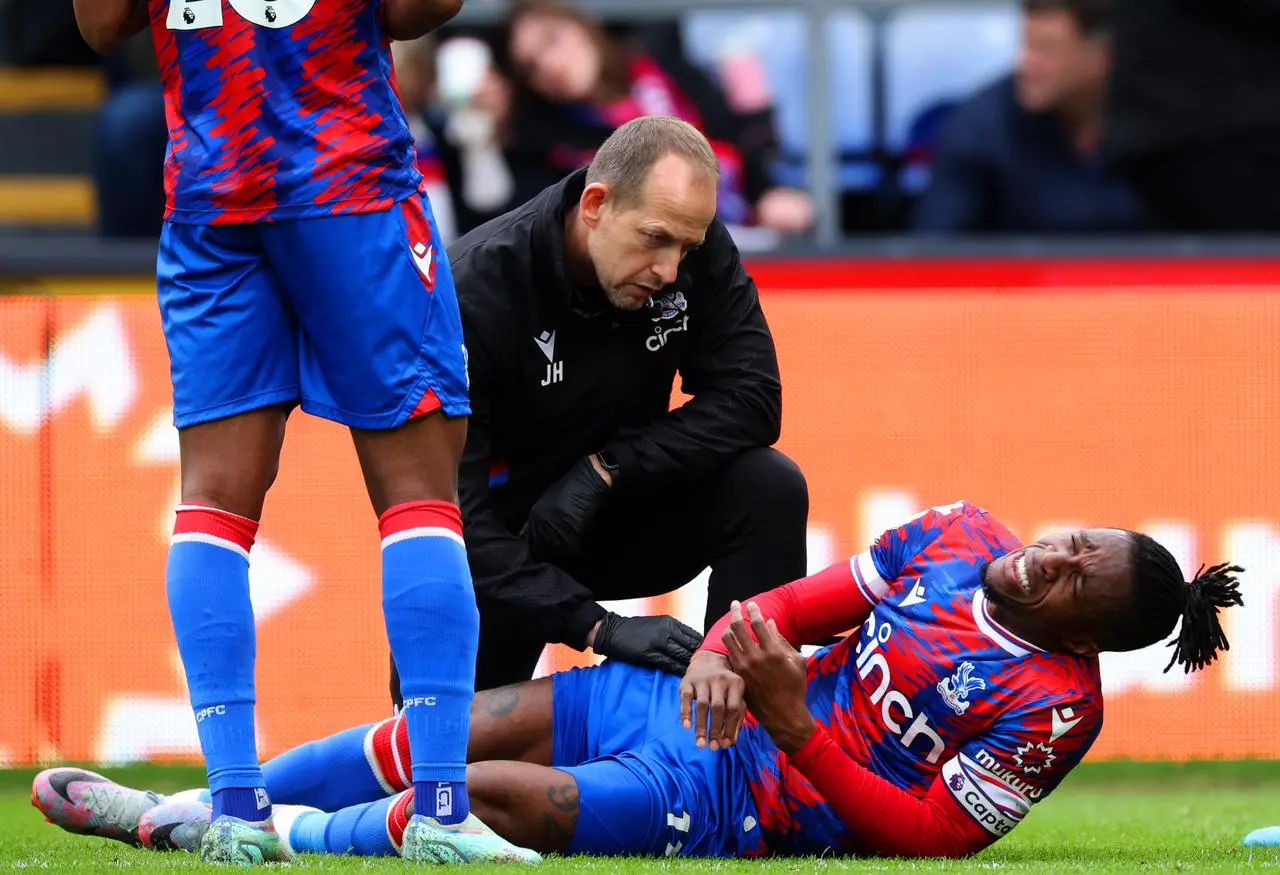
[446,168,783,647]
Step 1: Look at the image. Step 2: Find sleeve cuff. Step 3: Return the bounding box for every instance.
[565,600,608,651]
[788,723,832,770]
[603,440,638,489]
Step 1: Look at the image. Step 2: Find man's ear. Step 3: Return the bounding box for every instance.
[1062,634,1099,658]
[579,182,609,229]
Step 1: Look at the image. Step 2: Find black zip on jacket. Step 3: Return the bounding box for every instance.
[447,168,783,650]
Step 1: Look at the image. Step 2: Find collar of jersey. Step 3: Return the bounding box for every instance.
[972,589,1045,657]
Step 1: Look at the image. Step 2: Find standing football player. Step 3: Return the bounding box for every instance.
[35,502,1243,859]
[68,0,535,865]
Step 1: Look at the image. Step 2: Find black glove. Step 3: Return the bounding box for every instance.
[522,455,611,560]
[592,612,705,675]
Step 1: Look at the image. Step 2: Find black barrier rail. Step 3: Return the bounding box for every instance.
[5,234,1280,282]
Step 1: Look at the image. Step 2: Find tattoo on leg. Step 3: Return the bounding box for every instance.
[546,781,579,813]
[482,684,521,717]
[540,782,579,850]
[540,813,574,848]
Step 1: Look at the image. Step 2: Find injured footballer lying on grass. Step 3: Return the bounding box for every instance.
[35,501,1243,862]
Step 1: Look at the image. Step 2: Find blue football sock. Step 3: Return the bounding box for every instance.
[167,505,269,822]
[290,796,400,856]
[379,500,477,826]
[262,721,391,809]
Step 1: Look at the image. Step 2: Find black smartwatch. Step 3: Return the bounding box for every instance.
[593,449,621,480]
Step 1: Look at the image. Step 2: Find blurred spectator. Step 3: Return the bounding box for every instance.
[392,36,461,244]
[492,0,814,237]
[392,31,518,239]
[93,34,166,238]
[911,0,1145,234]
[1107,0,1280,231]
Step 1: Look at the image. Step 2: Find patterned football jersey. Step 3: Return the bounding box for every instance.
[149,0,421,223]
[734,501,1103,855]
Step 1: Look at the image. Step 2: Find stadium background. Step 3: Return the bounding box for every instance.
[4,256,1280,769]
[2,0,1280,778]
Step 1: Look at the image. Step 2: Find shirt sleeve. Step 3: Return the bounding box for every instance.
[699,555,879,654]
[787,691,1099,858]
[456,331,607,648]
[941,692,1102,835]
[699,501,983,654]
[868,501,981,585]
[787,725,1004,858]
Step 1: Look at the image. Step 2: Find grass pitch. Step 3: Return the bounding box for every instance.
[3,762,1280,872]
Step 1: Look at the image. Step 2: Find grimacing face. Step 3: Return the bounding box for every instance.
[580,154,717,311]
[983,528,1135,655]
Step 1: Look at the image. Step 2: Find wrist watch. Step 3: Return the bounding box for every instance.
[592,449,621,479]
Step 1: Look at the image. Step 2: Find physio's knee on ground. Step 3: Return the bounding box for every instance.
[723,447,810,530]
[704,448,810,623]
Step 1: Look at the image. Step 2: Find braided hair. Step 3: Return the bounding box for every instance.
[1118,532,1244,674]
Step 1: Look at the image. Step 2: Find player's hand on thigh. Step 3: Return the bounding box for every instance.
[679,650,745,750]
[723,601,816,756]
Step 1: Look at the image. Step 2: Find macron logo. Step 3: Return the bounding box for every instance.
[1050,706,1084,741]
[900,580,928,608]
[412,242,436,287]
[534,330,556,363]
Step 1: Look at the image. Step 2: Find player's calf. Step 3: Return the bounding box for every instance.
[465,761,579,855]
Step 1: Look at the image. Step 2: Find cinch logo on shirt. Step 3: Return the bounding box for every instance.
[855,615,945,764]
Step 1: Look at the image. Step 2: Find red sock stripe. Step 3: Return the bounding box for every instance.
[365,715,411,794]
[377,500,463,540]
[386,789,415,852]
[173,504,259,551]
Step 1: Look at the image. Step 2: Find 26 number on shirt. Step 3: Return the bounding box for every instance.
[167,0,316,30]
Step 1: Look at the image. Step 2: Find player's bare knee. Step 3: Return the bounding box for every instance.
[351,412,466,513]
[176,408,287,518]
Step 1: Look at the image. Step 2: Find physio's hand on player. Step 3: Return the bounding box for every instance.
[522,455,612,560]
[590,612,704,675]
[723,600,816,757]
[679,650,746,750]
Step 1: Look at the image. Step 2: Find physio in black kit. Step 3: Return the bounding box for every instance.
[393,116,809,702]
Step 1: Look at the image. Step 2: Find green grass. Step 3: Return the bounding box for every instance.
[5,762,1280,872]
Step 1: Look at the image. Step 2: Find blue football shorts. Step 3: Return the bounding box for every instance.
[156,191,468,430]
[550,660,765,858]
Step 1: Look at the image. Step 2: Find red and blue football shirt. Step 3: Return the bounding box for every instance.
[707,501,1103,856]
[149,0,421,224]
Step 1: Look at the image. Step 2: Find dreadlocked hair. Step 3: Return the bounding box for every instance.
[1118,532,1244,674]
[1164,562,1245,673]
